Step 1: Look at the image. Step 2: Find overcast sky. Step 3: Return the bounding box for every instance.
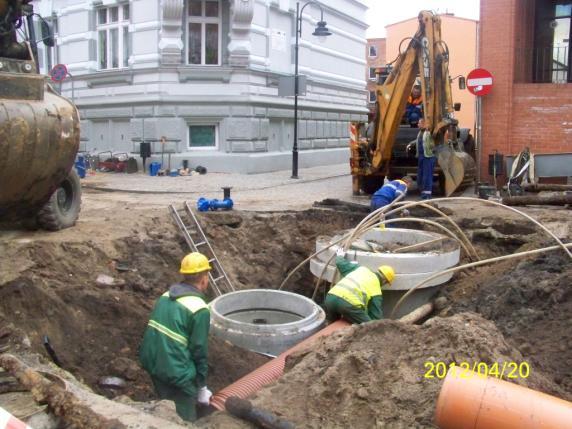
[366,0,480,38]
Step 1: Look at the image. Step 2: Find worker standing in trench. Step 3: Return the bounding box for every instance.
[139,252,213,422]
[324,251,395,324]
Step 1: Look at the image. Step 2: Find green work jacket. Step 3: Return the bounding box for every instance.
[139,283,210,396]
[331,256,384,320]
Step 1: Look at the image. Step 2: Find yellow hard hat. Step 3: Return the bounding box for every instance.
[378,265,395,284]
[180,252,211,274]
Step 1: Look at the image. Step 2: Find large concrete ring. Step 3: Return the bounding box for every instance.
[310,228,461,318]
[315,228,460,276]
[210,289,326,356]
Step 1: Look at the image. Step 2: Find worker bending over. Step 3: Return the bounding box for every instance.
[370,176,413,212]
[324,251,395,324]
[139,252,213,422]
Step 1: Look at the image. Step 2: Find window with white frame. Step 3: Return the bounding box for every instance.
[369,45,377,57]
[369,90,377,103]
[369,67,377,80]
[97,4,130,70]
[189,125,218,149]
[187,0,221,65]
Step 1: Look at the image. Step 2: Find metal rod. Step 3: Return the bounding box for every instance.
[292,1,300,179]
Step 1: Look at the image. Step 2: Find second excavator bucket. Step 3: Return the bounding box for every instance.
[437,145,477,196]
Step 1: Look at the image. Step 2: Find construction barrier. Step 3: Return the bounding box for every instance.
[0,407,32,429]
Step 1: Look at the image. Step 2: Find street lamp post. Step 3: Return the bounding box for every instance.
[292,1,331,179]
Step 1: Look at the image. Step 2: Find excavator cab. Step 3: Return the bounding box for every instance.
[351,11,476,196]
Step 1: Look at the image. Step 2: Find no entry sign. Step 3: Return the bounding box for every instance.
[466,68,493,96]
[50,64,68,82]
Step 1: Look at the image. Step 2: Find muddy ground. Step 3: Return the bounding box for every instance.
[0,184,570,428]
[0,204,362,403]
[201,205,572,428]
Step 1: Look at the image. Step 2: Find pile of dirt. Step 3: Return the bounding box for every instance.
[206,312,566,428]
[0,209,359,401]
[441,250,572,396]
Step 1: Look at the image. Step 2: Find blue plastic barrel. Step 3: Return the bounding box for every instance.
[149,162,161,176]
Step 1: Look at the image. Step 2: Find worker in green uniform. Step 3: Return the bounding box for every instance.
[324,250,395,324]
[139,252,213,422]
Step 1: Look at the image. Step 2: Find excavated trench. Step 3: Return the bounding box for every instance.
[0,205,570,427]
[0,208,362,400]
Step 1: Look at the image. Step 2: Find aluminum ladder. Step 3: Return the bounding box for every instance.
[169,201,234,296]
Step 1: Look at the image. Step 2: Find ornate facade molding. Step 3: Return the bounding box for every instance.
[160,0,184,64]
[228,0,254,67]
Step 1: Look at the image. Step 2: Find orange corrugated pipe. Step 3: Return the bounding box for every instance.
[435,366,572,429]
[210,320,350,410]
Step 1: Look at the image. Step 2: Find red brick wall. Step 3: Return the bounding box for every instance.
[511,84,572,154]
[480,0,571,180]
[479,0,516,179]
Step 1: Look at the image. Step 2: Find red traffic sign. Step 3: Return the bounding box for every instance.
[466,68,493,96]
[50,64,68,82]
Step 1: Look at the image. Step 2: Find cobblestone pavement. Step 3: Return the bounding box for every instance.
[82,163,368,211]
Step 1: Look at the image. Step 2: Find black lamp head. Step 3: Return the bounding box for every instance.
[312,21,332,38]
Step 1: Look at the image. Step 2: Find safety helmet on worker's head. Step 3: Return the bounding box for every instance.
[180,252,211,274]
[378,265,395,284]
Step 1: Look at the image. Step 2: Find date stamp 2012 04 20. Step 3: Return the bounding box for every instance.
[423,361,530,380]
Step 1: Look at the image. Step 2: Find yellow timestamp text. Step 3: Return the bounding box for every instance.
[423,361,530,380]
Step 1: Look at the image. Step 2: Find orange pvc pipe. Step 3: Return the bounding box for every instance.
[435,367,572,429]
[210,320,350,410]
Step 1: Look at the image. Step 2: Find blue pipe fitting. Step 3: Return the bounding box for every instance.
[197,197,234,212]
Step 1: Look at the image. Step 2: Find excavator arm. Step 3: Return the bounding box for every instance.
[371,11,455,171]
[350,11,475,196]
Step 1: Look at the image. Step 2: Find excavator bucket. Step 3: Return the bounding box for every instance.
[437,145,476,196]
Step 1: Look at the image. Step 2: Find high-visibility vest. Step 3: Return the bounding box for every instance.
[329,267,381,308]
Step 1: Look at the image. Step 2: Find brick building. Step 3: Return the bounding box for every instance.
[365,37,386,112]
[480,0,572,181]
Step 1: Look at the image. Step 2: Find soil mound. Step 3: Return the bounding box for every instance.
[443,251,572,396]
[225,312,567,429]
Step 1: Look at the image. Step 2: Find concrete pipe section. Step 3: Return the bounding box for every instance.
[210,289,326,357]
[310,228,460,318]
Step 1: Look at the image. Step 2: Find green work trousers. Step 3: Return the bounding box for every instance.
[151,376,197,422]
[324,294,371,324]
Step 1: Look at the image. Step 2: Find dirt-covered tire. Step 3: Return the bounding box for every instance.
[37,169,82,231]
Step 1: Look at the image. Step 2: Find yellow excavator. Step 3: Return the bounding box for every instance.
[350,11,476,196]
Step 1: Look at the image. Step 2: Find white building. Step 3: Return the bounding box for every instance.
[34,0,368,173]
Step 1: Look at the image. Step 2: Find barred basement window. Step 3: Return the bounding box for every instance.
[97,4,130,70]
[187,0,221,65]
[189,125,218,149]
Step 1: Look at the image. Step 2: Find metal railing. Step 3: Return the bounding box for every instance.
[515,45,571,83]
